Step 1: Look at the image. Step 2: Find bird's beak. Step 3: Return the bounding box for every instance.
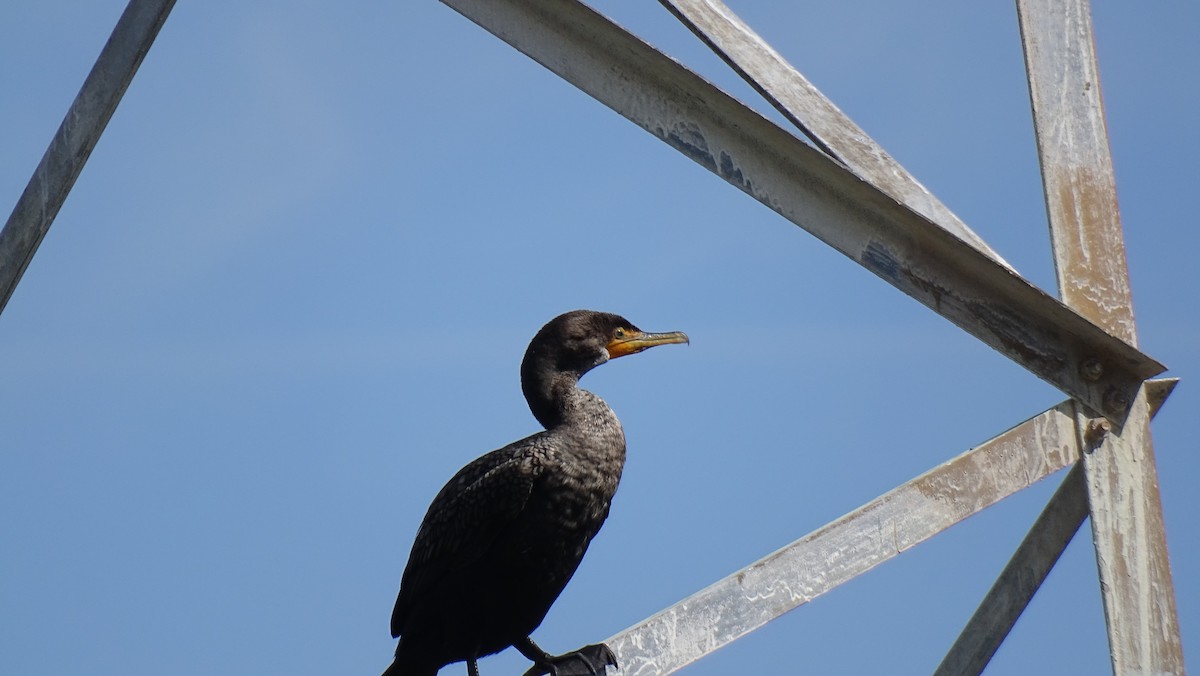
[607,330,690,359]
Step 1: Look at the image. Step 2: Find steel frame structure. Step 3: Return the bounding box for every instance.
[0,0,1184,673]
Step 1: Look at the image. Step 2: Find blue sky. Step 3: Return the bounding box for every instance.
[2,2,1196,674]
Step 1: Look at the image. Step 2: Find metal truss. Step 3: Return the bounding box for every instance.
[0,0,1183,673]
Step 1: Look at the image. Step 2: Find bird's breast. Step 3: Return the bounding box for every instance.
[509,424,625,566]
[540,460,621,531]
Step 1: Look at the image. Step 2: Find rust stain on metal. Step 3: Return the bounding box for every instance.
[1022,0,1183,662]
[1049,163,1136,344]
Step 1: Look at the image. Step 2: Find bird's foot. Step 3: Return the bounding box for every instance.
[518,639,618,676]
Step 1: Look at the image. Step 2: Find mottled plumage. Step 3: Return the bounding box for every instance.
[382,310,686,676]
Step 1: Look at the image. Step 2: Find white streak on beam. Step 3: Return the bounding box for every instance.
[606,400,1079,674]
[935,377,1176,675]
[1019,0,1184,671]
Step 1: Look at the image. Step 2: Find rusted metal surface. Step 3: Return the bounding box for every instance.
[660,0,1014,272]
[1077,389,1183,672]
[0,0,175,315]
[1018,0,1184,671]
[1018,0,1135,344]
[604,398,1082,674]
[934,379,1176,676]
[440,0,1162,425]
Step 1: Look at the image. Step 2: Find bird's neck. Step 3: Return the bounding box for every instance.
[523,371,626,509]
[543,382,627,476]
[523,372,577,428]
[524,371,620,434]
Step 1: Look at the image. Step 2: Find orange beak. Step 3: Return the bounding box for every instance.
[606,329,689,359]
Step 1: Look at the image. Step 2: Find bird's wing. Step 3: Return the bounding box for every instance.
[391,439,547,637]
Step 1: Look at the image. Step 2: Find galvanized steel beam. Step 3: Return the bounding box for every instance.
[440,0,1163,424]
[1019,1,1135,345]
[659,0,1014,272]
[934,379,1175,676]
[936,463,1088,676]
[1076,386,1180,672]
[0,0,175,315]
[604,397,1085,674]
[1018,0,1184,671]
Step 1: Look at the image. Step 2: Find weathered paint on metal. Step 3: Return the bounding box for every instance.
[1018,0,1184,671]
[1077,388,1183,672]
[936,465,1086,676]
[934,378,1176,675]
[440,0,1163,425]
[660,0,1015,272]
[1018,0,1136,345]
[0,0,176,315]
[604,398,1082,674]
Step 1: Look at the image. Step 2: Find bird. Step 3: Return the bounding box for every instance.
[382,310,688,676]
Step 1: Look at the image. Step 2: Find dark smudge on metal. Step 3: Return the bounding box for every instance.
[965,299,1068,377]
[860,241,901,282]
[664,122,716,172]
[718,150,748,190]
[861,240,1067,377]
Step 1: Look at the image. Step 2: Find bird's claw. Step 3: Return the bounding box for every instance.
[521,643,618,676]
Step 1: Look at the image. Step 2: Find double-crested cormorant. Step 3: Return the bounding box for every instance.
[382,310,688,676]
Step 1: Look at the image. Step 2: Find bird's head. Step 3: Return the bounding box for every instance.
[520,310,688,427]
[524,310,689,376]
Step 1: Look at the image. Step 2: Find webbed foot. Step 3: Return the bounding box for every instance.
[517,638,618,676]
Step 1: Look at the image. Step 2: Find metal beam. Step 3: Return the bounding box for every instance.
[604,397,1083,674]
[1019,0,1135,345]
[934,380,1176,675]
[659,0,1014,272]
[0,0,175,315]
[440,0,1163,424]
[1077,387,1181,671]
[1018,0,1184,671]
[931,379,1176,672]
[935,463,1087,676]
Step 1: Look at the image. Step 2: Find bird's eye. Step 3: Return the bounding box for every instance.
[615,327,626,338]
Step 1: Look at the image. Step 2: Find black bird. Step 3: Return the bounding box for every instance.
[382,310,688,676]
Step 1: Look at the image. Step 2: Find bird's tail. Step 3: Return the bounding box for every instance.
[380,658,437,676]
